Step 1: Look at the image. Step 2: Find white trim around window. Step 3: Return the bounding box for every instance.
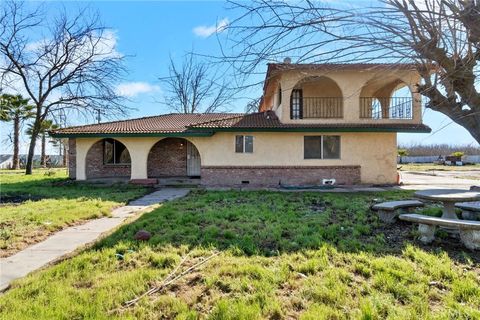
[235,135,254,153]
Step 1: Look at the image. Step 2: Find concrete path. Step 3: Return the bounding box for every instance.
[0,188,190,292]
[399,171,479,190]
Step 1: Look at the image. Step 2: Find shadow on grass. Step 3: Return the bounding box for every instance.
[94,189,479,263]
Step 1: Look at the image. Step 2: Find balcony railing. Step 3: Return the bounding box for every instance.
[292,97,343,119]
[359,97,413,119]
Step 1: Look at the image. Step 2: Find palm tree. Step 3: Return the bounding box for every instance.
[26,120,59,167]
[397,149,409,165]
[0,94,34,169]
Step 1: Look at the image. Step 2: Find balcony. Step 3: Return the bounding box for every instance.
[291,97,343,119]
[359,97,413,120]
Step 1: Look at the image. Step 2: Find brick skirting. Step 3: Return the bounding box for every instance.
[201,165,361,187]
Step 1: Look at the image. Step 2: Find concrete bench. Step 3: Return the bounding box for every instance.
[455,202,480,220]
[371,200,424,223]
[399,213,480,250]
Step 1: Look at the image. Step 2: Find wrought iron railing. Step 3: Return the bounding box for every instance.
[359,97,413,119]
[300,97,343,119]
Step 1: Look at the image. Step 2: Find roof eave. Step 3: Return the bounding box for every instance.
[189,126,432,133]
[50,131,215,138]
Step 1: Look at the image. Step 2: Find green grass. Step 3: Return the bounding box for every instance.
[0,170,149,256]
[1,190,479,319]
[398,163,480,172]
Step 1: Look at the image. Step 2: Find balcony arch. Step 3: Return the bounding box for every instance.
[359,78,413,119]
[290,76,343,119]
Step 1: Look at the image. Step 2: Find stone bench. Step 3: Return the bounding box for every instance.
[399,213,480,250]
[371,200,424,223]
[455,202,480,220]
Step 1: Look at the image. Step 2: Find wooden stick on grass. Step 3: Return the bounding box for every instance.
[122,251,220,308]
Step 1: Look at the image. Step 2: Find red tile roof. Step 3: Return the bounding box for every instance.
[51,113,242,134]
[190,111,431,132]
[51,111,431,136]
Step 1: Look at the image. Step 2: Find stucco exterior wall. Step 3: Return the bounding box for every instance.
[190,132,397,184]
[74,131,397,185]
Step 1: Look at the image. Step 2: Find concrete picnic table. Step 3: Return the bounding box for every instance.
[414,189,480,220]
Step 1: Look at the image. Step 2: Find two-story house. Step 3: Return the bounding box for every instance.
[51,62,431,187]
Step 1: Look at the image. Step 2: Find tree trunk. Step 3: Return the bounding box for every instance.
[25,133,37,174]
[12,115,20,170]
[41,133,46,167]
[25,116,42,175]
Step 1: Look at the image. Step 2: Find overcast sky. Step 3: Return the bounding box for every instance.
[0,1,478,155]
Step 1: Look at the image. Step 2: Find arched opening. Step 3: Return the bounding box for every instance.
[85,138,131,179]
[290,76,343,119]
[147,138,201,178]
[359,78,413,119]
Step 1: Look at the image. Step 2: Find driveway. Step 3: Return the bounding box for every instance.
[400,170,480,190]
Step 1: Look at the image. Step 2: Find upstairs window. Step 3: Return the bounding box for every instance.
[104,139,131,164]
[304,136,340,159]
[290,89,303,119]
[277,86,282,106]
[235,135,254,153]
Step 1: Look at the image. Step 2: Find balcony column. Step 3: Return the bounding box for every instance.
[341,84,360,122]
[280,76,300,123]
[411,88,422,123]
[75,138,101,180]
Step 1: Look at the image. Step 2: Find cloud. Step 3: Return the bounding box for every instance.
[115,82,160,97]
[193,18,229,38]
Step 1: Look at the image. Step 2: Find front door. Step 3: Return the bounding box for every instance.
[186,141,201,177]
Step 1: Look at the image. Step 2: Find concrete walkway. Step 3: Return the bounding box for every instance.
[0,188,190,292]
[399,171,479,190]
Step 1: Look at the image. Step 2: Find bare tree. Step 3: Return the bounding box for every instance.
[0,1,129,174]
[225,0,480,143]
[159,53,233,113]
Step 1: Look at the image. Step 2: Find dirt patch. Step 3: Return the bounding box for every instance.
[0,194,44,205]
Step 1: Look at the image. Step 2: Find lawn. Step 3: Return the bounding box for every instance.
[0,190,479,319]
[398,163,480,172]
[0,169,149,257]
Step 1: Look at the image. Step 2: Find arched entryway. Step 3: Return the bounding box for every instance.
[85,138,131,179]
[147,138,201,178]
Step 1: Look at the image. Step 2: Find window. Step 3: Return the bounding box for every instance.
[277,86,282,105]
[103,139,131,164]
[235,135,254,153]
[304,136,340,159]
[290,89,303,119]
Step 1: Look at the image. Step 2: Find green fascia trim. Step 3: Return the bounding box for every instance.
[50,132,215,138]
[190,127,432,133]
